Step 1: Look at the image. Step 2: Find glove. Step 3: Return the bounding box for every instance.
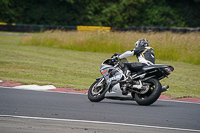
[112,55,119,62]
[111,53,121,58]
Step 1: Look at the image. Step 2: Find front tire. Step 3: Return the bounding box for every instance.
[135,78,162,106]
[88,78,107,102]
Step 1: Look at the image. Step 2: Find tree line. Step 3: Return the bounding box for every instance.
[0,0,200,27]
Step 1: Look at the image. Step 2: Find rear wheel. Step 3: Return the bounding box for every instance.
[88,78,107,102]
[135,78,162,106]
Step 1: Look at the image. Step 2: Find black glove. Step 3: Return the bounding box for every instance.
[112,55,120,62]
[111,53,121,58]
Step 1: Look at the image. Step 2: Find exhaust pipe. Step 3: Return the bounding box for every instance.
[162,85,169,93]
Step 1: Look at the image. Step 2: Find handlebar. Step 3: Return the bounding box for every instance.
[110,57,120,67]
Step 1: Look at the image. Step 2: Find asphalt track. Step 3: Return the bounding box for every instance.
[0,87,200,133]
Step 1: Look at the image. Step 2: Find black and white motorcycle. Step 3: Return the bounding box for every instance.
[88,54,174,106]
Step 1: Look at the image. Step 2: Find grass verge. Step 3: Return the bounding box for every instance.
[20,31,200,65]
[0,34,200,99]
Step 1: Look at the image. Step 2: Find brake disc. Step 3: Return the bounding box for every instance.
[139,85,150,94]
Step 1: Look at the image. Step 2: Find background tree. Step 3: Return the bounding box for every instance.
[0,0,199,27]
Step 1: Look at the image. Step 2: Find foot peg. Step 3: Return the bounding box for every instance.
[162,85,169,93]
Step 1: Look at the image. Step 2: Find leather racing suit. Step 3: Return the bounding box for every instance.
[119,46,155,72]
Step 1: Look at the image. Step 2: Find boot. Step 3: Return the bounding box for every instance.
[121,70,133,95]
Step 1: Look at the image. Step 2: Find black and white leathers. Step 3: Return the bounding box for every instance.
[119,46,155,66]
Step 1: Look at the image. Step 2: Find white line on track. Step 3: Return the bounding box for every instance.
[158,99,200,104]
[0,115,200,132]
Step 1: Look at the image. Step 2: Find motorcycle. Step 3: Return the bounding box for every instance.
[88,54,174,106]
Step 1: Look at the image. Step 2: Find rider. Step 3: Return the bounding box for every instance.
[113,39,169,95]
[114,39,155,82]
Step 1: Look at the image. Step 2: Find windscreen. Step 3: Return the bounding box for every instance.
[119,58,128,64]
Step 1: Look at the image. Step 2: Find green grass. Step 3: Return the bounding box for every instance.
[0,34,200,99]
[0,35,103,89]
[20,31,200,65]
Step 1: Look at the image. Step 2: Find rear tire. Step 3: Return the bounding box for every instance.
[135,78,162,106]
[88,78,107,102]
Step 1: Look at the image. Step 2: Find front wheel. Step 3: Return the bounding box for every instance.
[88,78,107,102]
[135,78,162,106]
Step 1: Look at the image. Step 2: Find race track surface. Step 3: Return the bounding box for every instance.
[0,87,200,133]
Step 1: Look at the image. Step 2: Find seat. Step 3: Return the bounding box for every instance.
[123,62,146,72]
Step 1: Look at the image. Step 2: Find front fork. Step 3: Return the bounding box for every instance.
[95,77,104,88]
